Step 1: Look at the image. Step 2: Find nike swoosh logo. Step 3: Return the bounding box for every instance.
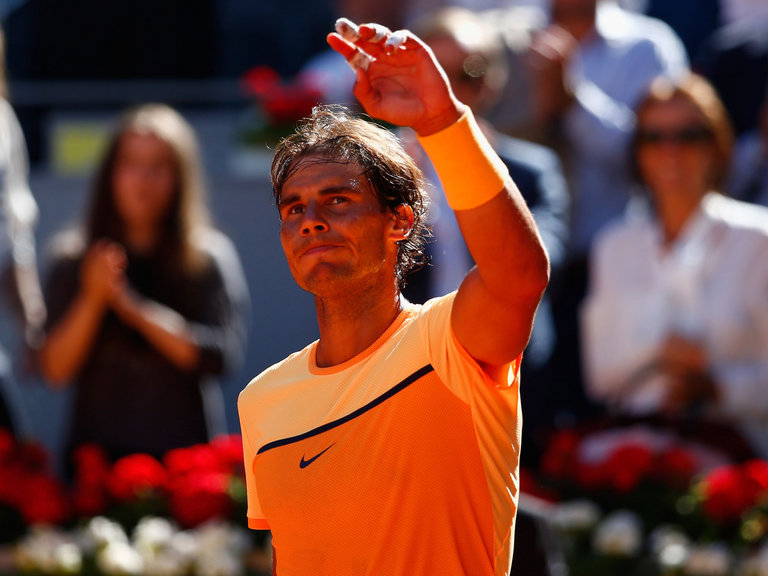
[299,443,335,469]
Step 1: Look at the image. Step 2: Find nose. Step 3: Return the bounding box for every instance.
[300,204,329,236]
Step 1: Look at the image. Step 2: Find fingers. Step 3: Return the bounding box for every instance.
[328,18,420,72]
[335,17,360,42]
[327,32,372,72]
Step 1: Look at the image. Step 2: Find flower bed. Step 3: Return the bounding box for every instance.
[527,425,768,576]
[0,430,270,575]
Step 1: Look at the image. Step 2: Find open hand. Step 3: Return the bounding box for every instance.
[327,18,464,136]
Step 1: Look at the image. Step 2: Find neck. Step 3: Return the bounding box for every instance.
[655,189,706,245]
[314,286,404,367]
[124,224,159,254]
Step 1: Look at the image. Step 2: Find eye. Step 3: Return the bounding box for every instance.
[286,204,305,215]
[328,195,349,206]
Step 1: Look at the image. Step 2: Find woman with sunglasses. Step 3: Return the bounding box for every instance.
[580,73,768,458]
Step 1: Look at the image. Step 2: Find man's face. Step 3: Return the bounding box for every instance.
[278,156,402,297]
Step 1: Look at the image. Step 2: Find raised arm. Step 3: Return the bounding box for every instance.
[328,20,550,368]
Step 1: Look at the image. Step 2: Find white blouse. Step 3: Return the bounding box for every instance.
[581,193,768,455]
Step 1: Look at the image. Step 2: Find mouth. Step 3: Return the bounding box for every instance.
[301,244,341,257]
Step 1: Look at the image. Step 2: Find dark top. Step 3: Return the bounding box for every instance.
[43,229,250,461]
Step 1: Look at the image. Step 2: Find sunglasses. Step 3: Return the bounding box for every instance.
[636,125,713,146]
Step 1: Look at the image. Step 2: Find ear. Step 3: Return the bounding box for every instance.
[389,203,415,244]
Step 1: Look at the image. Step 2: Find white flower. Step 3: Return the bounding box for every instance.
[96,541,144,575]
[684,543,732,576]
[143,548,191,576]
[649,526,690,571]
[592,510,643,557]
[14,525,82,575]
[78,516,128,554]
[195,553,243,576]
[193,521,250,557]
[192,522,250,576]
[552,500,601,533]
[133,516,177,560]
[168,530,197,561]
[53,543,84,575]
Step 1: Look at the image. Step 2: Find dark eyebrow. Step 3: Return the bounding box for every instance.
[277,185,363,210]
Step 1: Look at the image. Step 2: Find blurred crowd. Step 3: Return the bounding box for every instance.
[1,0,768,484]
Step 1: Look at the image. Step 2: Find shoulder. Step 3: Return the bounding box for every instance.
[240,344,314,402]
[706,193,768,239]
[44,229,86,266]
[597,4,686,57]
[191,227,240,262]
[190,227,246,280]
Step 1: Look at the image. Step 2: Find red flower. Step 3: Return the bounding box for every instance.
[168,470,231,528]
[18,475,69,526]
[71,444,111,517]
[655,446,697,489]
[743,459,768,497]
[241,66,281,97]
[540,429,581,480]
[700,464,756,524]
[603,443,655,493]
[107,454,167,503]
[211,434,245,477]
[519,467,558,502]
[164,444,228,478]
[0,465,26,506]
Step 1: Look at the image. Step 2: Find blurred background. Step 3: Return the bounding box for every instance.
[1,0,341,471]
[2,0,767,472]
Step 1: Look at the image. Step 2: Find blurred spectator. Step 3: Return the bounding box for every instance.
[39,104,250,465]
[728,89,768,207]
[403,7,570,464]
[581,74,768,458]
[403,0,549,29]
[0,22,44,438]
[696,15,768,136]
[529,0,689,258]
[521,0,688,428]
[719,0,768,27]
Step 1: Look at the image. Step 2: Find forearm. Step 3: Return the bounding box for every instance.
[40,292,105,385]
[419,109,549,298]
[113,291,200,371]
[419,109,549,365]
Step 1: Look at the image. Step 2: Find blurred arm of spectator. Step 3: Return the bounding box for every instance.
[530,3,689,162]
[0,99,45,351]
[41,229,248,386]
